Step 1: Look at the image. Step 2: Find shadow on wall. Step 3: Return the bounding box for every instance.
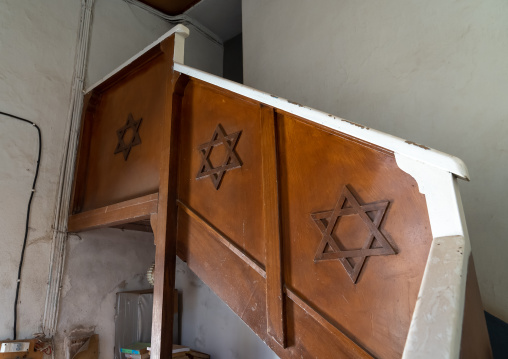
[223,33,243,84]
[485,312,508,359]
[175,257,279,359]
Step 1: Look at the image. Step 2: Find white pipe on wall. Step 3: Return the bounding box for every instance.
[42,0,94,336]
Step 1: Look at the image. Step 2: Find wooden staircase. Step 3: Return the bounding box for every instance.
[67,25,492,358]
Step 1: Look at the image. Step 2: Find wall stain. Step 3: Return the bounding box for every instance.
[27,235,51,247]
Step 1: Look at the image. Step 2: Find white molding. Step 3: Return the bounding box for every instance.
[395,154,468,239]
[174,63,470,180]
[395,154,470,358]
[173,29,189,65]
[42,0,94,336]
[85,25,189,93]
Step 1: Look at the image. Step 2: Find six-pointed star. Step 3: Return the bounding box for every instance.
[196,123,242,189]
[311,185,396,283]
[114,113,142,160]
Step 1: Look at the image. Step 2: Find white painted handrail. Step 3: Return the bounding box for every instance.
[173,62,469,181]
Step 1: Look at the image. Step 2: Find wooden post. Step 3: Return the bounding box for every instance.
[260,106,286,347]
[150,36,181,359]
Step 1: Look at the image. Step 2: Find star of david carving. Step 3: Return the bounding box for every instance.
[311,185,396,283]
[114,113,142,161]
[196,123,242,190]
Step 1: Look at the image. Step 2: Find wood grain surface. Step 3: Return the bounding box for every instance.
[276,111,433,357]
[171,79,433,357]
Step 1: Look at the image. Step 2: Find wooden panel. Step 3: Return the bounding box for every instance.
[177,80,266,268]
[73,334,99,359]
[460,256,493,358]
[176,206,372,358]
[178,200,265,278]
[68,193,158,232]
[79,51,168,212]
[176,206,267,332]
[174,83,376,357]
[285,288,372,358]
[71,90,101,214]
[285,298,372,359]
[112,219,153,232]
[276,111,434,358]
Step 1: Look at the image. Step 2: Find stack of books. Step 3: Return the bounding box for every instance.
[121,342,150,359]
[121,343,210,359]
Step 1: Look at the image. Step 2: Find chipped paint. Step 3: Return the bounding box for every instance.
[287,100,304,107]
[342,119,369,130]
[405,141,430,150]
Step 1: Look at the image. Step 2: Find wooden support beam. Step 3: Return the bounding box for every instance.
[260,106,287,347]
[285,287,373,359]
[177,200,266,279]
[150,36,187,359]
[67,193,158,232]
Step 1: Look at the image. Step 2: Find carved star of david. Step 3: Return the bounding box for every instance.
[114,113,142,160]
[311,185,396,283]
[196,123,242,190]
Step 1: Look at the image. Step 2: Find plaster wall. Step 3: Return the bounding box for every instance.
[86,0,223,88]
[0,0,81,339]
[55,229,155,358]
[242,0,508,322]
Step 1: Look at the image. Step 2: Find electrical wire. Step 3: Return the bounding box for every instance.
[0,111,41,340]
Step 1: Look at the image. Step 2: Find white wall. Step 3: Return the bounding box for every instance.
[242,0,508,322]
[86,0,223,87]
[0,0,81,339]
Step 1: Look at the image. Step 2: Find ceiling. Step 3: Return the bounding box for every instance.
[138,0,242,42]
[138,0,201,15]
[185,0,241,42]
